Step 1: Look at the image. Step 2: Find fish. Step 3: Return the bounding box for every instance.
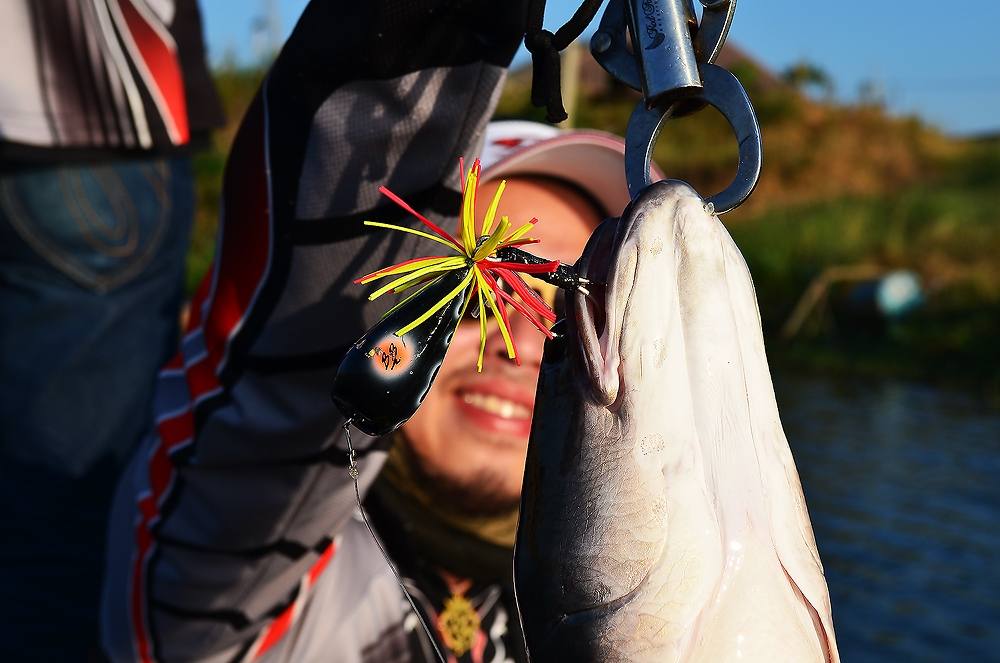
[513,180,839,662]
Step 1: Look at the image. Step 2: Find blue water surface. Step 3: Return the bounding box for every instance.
[775,374,1000,663]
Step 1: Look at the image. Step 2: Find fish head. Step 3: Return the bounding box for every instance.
[514,178,839,661]
[514,180,710,660]
[574,179,707,410]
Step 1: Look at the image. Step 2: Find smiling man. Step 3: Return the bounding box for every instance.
[400,167,605,510]
[345,123,639,661]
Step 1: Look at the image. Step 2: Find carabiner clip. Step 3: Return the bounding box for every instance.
[591,0,761,212]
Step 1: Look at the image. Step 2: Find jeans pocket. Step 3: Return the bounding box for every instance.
[0,159,174,292]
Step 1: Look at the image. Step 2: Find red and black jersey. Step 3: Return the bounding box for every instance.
[0,0,223,161]
[100,1,531,661]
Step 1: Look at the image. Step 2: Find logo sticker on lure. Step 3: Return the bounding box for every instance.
[366,336,411,375]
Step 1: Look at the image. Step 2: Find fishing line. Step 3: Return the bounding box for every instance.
[343,420,448,663]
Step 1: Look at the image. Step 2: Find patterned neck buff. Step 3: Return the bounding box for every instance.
[365,436,528,662]
[376,435,520,550]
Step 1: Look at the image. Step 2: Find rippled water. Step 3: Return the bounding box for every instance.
[775,374,1000,662]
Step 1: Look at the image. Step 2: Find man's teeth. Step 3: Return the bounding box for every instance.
[461,392,531,420]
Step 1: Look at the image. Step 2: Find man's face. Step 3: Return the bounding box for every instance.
[401,175,602,512]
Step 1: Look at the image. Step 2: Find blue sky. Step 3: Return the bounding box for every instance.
[201,0,999,136]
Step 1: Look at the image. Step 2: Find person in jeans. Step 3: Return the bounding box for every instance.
[0,1,222,658]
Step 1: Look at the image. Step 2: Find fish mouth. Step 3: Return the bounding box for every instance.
[571,181,704,407]
[571,217,616,406]
[572,210,639,408]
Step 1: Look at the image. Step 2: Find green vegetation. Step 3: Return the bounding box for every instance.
[188,55,999,395]
[186,66,265,294]
[729,141,1000,396]
[731,142,1000,317]
[500,52,1000,394]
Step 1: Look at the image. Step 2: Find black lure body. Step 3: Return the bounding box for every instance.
[331,268,471,437]
[493,246,585,292]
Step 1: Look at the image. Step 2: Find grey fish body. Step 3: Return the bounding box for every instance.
[514,181,839,662]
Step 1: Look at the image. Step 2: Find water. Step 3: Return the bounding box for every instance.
[775,374,1000,662]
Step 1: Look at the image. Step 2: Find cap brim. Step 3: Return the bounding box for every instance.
[481,130,663,217]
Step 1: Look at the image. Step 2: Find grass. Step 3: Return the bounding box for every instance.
[730,170,1000,320]
[185,66,265,293]
[186,149,224,294]
[729,141,1000,393]
[185,63,1000,394]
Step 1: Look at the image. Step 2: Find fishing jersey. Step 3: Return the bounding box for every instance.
[0,0,222,161]
[100,0,530,661]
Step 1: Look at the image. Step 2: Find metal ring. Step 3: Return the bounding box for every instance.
[624,63,762,213]
[696,0,737,64]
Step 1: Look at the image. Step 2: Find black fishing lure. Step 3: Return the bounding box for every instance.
[331,269,471,437]
[330,159,590,436]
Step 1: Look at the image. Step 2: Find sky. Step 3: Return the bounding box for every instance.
[201,0,1000,136]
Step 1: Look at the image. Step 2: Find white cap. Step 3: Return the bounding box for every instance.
[479,120,663,217]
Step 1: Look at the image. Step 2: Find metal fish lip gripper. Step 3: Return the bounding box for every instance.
[592,0,762,212]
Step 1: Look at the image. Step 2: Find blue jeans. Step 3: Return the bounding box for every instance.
[0,156,193,659]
